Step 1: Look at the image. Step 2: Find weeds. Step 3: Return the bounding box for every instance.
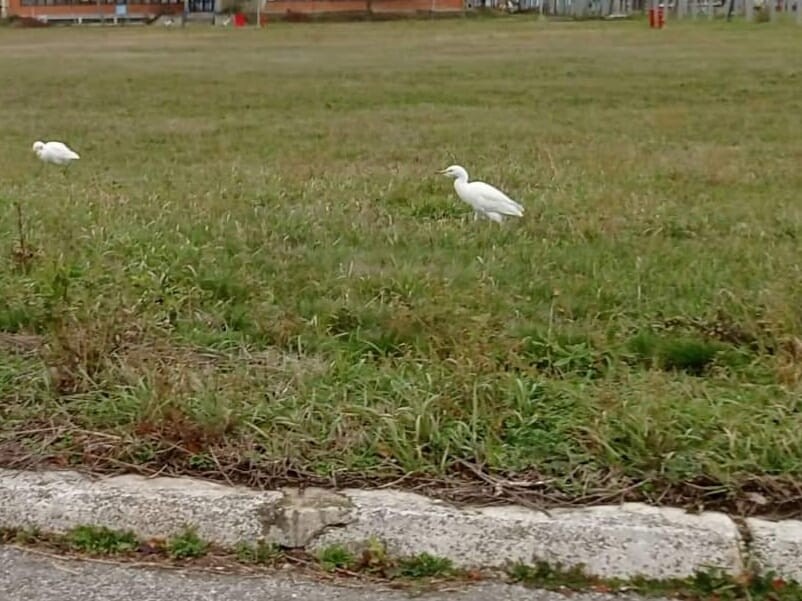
[235,540,282,565]
[66,525,138,555]
[10,527,42,545]
[10,199,37,271]
[318,545,355,572]
[628,331,723,375]
[355,538,394,575]
[4,525,802,599]
[167,528,208,559]
[507,561,591,591]
[396,553,454,578]
[659,338,722,375]
[509,562,802,601]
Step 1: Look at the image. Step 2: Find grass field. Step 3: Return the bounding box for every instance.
[1,18,802,515]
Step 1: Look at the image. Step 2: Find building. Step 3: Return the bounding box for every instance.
[5,0,191,23]
[4,0,462,21]
[260,0,465,18]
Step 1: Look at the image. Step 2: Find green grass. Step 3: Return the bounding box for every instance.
[235,540,282,564]
[319,544,356,571]
[508,561,802,600]
[396,553,454,578]
[507,562,802,601]
[66,525,138,555]
[166,528,208,559]
[1,19,802,513]
[508,561,599,591]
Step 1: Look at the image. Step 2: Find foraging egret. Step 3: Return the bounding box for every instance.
[32,140,80,166]
[439,165,524,223]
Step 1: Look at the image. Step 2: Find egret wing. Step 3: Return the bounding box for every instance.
[48,142,79,159]
[470,181,524,216]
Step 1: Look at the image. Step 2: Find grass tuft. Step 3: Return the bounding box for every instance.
[396,553,454,579]
[659,337,721,375]
[235,540,282,565]
[10,527,42,546]
[507,561,591,591]
[66,525,138,555]
[319,544,356,572]
[166,527,208,559]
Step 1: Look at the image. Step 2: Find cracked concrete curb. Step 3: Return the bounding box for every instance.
[311,490,743,579]
[746,517,802,582]
[0,469,284,547]
[0,468,794,581]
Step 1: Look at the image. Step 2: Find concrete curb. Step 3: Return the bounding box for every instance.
[746,517,802,582]
[0,468,795,582]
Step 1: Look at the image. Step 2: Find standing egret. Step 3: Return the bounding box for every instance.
[439,165,524,223]
[32,140,80,166]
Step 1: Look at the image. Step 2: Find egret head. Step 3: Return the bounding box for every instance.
[438,165,469,181]
[32,141,45,156]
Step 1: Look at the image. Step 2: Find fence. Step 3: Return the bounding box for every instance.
[511,0,643,15]
[504,0,800,19]
[647,0,802,21]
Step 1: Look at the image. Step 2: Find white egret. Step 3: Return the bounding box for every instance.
[32,140,80,166]
[439,165,524,223]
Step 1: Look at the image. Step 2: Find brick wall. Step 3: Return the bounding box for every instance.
[6,1,182,19]
[6,0,463,20]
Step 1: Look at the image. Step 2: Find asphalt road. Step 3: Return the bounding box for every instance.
[0,546,668,601]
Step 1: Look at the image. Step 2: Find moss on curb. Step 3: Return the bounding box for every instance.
[507,560,802,601]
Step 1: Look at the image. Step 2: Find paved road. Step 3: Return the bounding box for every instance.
[0,546,665,601]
